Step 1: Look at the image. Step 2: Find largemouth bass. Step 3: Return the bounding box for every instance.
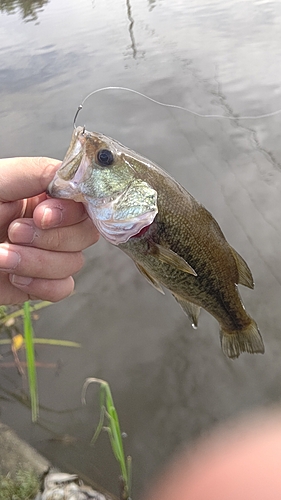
[47,126,264,359]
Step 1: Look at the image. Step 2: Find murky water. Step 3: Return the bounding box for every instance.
[1,0,281,497]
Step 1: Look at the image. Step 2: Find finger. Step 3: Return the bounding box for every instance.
[0,157,61,202]
[9,275,76,302]
[0,272,75,304]
[0,243,84,279]
[8,217,99,252]
[0,200,24,242]
[0,273,30,304]
[24,193,47,218]
[33,198,89,229]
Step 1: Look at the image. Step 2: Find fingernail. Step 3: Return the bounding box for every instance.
[9,221,35,244]
[0,247,20,270]
[41,207,63,229]
[10,275,33,286]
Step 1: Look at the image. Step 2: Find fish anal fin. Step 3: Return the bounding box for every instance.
[220,319,264,359]
[149,243,197,276]
[135,262,165,295]
[231,248,254,289]
[172,294,201,328]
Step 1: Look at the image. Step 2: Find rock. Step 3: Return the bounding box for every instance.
[0,421,50,478]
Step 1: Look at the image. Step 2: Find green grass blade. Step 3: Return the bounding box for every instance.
[82,378,132,498]
[23,301,39,422]
[127,455,132,498]
[31,338,81,347]
[90,405,106,446]
[0,338,81,347]
[107,407,125,461]
[0,301,52,326]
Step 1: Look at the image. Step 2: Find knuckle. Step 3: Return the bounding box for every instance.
[47,229,64,251]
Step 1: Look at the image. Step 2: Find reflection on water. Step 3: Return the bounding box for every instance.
[0,0,49,21]
[126,0,137,59]
[147,0,157,12]
[1,0,281,498]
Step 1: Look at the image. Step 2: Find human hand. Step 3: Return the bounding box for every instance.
[0,157,99,305]
[145,409,281,500]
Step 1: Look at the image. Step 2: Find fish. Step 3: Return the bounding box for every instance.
[47,126,265,359]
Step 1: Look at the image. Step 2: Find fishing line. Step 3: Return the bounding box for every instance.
[73,86,281,128]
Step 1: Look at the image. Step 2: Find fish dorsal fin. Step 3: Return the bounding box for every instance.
[230,248,254,289]
[135,262,165,295]
[149,243,197,276]
[172,293,201,328]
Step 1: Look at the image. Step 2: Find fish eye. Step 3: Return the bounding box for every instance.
[97,149,114,167]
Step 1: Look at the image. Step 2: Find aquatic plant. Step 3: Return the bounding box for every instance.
[1,306,133,498]
[82,378,132,500]
[0,469,40,500]
[0,301,81,422]
[23,301,39,422]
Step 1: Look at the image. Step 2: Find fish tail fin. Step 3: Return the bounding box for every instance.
[220,319,264,359]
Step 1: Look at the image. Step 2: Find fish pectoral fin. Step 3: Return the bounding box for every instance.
[230,247,254,289]
[135,262,165,295]
[149,243,197,276]
[220,319,264,359]
[172,294,201,328]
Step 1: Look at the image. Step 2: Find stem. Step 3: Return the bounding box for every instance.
[23,301,39,422]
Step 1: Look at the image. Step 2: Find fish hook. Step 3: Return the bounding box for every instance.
[73,104,83,129]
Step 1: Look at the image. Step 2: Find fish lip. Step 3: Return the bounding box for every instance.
[46,180,54,196]
[55,130,86,182]
[47,134,92,199]
[47,176,85,201]
[57,150,84,181]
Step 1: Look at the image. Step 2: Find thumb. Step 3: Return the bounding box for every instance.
[0,157,61,202]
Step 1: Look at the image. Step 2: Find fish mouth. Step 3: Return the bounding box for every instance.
[47,176,85,202]
[47,171,125,205]
[47,130,91,202]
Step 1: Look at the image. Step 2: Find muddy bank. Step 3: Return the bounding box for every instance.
[0,421,50,479]
[0,422,115,499]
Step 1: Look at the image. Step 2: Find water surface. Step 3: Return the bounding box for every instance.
[1,0,281,497]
